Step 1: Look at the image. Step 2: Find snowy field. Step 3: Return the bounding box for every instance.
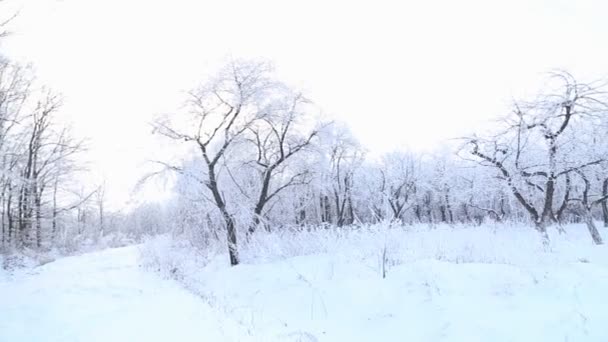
[0,247,246,342]
[2,223,608,341]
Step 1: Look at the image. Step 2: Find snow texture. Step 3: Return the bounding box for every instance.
[2,223,608,341]
[0,246,248,342]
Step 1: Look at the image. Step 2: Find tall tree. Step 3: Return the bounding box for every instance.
[154,60,274,266]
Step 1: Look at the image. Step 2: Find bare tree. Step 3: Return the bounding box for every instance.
[323,126,364,227]
[154,60,274,266]
[463,72,608,240]
[372,152,417,222]
[245,93,319,234]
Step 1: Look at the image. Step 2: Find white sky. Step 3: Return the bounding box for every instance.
[3,0,608,209]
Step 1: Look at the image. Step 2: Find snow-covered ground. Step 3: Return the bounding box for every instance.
[0,246,248,342]
[2,223,608,341]
[143,223,608,341]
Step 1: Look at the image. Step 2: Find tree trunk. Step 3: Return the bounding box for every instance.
[248,206,263,235]
[462,203,471,223]
[51,180,58,241]
[445,191,453,223]
[602,179,608,228]
[224,213,239,266]
[248,170,272,235]
[320,195,331,224]
[1,184,5,248]
[556,175,571,223]
[534,220,550,246]
[207,166,239,266]
[347,195,354,225]
[297,198,306,226]
[541,177,557,224]
[414,205,422,222]
[98,200,104,239]
[439,205,447,223]
[7,186,13,245]
[583,209,603,245]
[35,187,42,248]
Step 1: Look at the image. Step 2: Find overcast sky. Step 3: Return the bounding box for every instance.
[3,0,607,209]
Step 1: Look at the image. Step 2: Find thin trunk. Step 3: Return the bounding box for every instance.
[51,179,58,241]
[439,205,447,223]
[297,206,306,226]
[334,191,341,226]
[1,183,5,248]
[414,205,422,222]
[225,214,238,265]
[98,201,104,239]
[462,203,471,223]
[347,195,354,225]
[7,185,13,245]
[248,170,272,235]
[319,196,326,223]
[35,185,42,248]
[534,220,550,246]
[499,197,506,219]
[321,195,331,224]
[602,178,608,228]
[583,209,603,245]
[556,174,571,223]
[541,140,558,224]
[541,177,556,224]
[207,165,239,266]
[445,190,453,223]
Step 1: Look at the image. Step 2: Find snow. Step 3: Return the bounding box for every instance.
[142,223,608,341]
[2,224,608,341]
[189,252,608,341]
[0,246,249,342]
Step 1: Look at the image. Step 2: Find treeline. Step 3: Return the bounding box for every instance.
[0,10,106,253]
[153,60,608,266]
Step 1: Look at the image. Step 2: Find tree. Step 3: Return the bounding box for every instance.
[367,151,417,223]
[321,125,364,227]
[463,71,608,240]
[154,59,274,266]
[245,92,319,234]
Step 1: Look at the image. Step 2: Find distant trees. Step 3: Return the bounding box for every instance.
[0,79,88,249]
[323,125,364,227]
[154,63,608,264]
[245,92,320,235]
[0,15,97,252]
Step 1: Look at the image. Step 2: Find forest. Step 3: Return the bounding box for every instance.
[3,51,607,265]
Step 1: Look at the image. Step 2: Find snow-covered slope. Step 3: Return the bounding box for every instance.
[2,224,608,342]
[189,252,608,341]
[0,246,247,342]
[142,224,608,341]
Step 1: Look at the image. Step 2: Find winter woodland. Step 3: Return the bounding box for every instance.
[2,2,608,341]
